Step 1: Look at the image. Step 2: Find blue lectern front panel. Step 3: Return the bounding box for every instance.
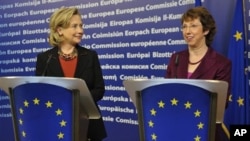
[12,83,74,141]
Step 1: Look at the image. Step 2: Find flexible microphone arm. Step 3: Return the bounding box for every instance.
[174,54,179,78]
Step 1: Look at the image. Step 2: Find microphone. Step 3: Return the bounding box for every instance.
[42,54,53,76]
[174,54,179,78]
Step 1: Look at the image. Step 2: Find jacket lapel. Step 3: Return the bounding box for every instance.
[74,47,88,77]
[177,51,189,78]
[50,47,64,76]
[190,48,216,79]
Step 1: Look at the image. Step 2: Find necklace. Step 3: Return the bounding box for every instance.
[58,48,78,61]
[189,58,203,65]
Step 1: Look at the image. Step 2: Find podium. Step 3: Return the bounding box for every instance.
[123,79,228,141]
[0,76,100,141]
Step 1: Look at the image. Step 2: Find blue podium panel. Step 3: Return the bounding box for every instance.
[10,83,75,141]
[137,83,217,141]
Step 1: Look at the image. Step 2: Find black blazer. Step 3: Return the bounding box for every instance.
[35,45,107,140]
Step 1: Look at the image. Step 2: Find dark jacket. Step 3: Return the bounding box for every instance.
[35,45,107,140]
[166,47,231,97]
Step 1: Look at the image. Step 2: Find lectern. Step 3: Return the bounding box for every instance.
[0,76,100,141]
[123,79,228,141]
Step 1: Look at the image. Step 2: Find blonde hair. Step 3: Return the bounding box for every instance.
[49,7,81,47]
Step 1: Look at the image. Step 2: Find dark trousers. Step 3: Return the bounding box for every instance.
[215,123,230,141]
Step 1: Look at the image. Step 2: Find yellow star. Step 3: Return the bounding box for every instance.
[151,133,157,141]
[45,101,53,108]
[171,98,178,106]
[158,100,165,108]
[150,108,157,116]
[19,119,23,125]
[194,110,201,117]
[233,31,242,41]
[148,120,154,127]
[228,94,233,102]
[56,109,63,116]
[184,101,192,109]
[60,120,67,127]
[33,98,40,105]
[197,122,204,129]
[194,135,201,141]
[22,131,26,137]
[24,100,29,107]
[57,132,64,139]
[19,108,24,114]
[237,96,244,106]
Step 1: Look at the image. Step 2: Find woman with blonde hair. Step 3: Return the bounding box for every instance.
[36,7,107,141]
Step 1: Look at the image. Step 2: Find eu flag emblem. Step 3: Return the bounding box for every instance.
[11,83,74,141]
[137,83,217,141]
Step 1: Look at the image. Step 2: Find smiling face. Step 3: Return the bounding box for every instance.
[180,7,216,48]
[57,15,83,47]
[182,18,208,48]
